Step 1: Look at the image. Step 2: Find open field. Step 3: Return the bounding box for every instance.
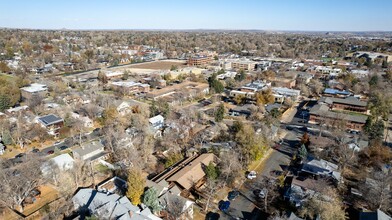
[128,60,187,70]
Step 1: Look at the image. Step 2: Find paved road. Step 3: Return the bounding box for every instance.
[224,131,298,219]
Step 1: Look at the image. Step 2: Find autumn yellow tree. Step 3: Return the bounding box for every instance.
[126,167,146,205]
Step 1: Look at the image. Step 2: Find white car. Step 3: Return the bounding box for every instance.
[247,171,257,180]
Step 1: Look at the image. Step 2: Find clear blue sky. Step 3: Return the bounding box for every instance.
[1,0,392,31]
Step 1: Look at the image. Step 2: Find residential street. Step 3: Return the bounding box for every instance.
[220,130,297,219]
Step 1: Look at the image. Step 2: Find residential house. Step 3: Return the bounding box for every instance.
[351,69,370,78]
[284,176,317,207]
[71,112,93,128]
[97,176,127,195]
[300,158,341,182]
[229,80,271,100]
[347,139,369,152]
[73,188,161,220]
[315,66,342,75]
[229,104,253,117]
[217,71,237,80]
[146,180,194,219]
[149,115,164,130]
[42,153,75,175]
[6,105,29,116]
[166,153,215,191]
[73,141,108,161]
[63,94,83,105]
[271,87,301,102]
[296,72,314,85]
[20,83,48,101]
[271,78,296,89]
[151,153,216,194]
[37,114,64,137]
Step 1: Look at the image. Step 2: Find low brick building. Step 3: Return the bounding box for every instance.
[309,104,367,131]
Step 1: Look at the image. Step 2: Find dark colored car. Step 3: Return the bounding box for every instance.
[58,145,68,151]
[47,150,54,155]
[269,170,283,177]
[31,148,40,153]
[218,200,230,212]
[15,153,25,159]
[227,190,239,201]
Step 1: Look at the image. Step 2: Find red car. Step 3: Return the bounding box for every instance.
[47,150,54,155]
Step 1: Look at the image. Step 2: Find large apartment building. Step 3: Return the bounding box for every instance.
[187,51,217,66]
[231,59,257,71]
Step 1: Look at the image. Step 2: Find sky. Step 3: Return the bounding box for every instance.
[1,0,392,31]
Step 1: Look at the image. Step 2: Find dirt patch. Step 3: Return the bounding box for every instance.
[129,60,187,70]
[22,185,59,216]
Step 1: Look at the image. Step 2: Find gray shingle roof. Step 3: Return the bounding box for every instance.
[323,96,367,107]
[73,188,160,220]
[73,141,104,157]
[310,104,368,123]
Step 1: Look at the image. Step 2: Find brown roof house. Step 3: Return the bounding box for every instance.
[167,153,215,190]
[151,153,216,195]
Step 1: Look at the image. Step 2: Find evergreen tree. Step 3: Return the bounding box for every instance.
[205,162,219,180]
[215,103,225,122]
[142,187,162,214]
[298,144,308,160]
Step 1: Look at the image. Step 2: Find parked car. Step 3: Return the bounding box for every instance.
[269,170,283,177]
[31,148,40,153]
[54,141,62,145]
[58,145,68,151]
[47,150,54,155]
[218,200,230,212]
[253,189,266,199]
[227,190,239,201]
[259,189,266,199]
[247,171,257,180]
[14,153,25,159]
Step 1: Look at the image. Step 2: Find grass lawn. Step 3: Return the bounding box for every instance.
[22,185,59,216]
[248,148,273,171]
[193,206,206,220]
[0,206,22,220]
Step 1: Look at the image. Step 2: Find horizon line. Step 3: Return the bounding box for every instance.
[1,27,392,33]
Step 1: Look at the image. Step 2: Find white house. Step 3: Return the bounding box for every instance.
[41,153,75,175]
[70,112,93,128]
[271,87,301,101]
[149,115,164,130]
